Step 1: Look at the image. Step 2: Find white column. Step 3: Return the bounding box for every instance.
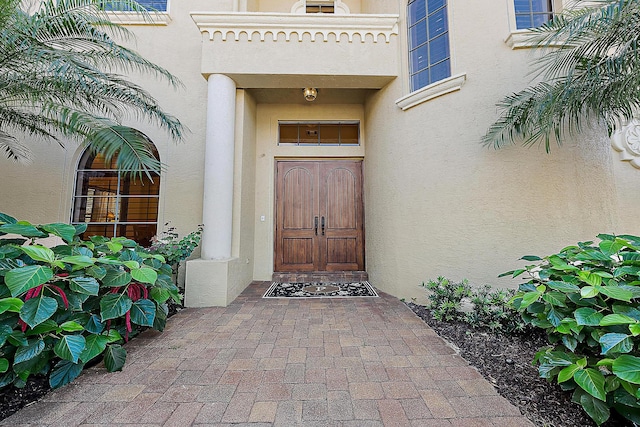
[201,74,236,259]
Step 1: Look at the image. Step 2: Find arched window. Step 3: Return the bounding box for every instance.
[71,146,160,246]
[408,0,451,91]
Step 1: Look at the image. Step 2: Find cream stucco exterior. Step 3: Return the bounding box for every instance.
[2,0,639,306]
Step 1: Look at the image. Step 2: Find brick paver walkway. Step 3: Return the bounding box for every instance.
[2,282,534,426]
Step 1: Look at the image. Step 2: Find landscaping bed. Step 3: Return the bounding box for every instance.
[407,302,632,427]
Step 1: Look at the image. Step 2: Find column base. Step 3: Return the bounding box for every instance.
[185,257,248,307]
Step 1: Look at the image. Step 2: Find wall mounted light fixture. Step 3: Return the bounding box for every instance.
[303,87,318,102]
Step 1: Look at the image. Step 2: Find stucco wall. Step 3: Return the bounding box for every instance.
[362,0,640,300]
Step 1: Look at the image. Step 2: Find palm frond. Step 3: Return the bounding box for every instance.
[0,0,184,171]
[484,0,640,149]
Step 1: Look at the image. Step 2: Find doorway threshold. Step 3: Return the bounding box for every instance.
[272,271,368,283]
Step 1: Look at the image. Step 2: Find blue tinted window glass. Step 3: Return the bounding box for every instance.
[410,19,428,48]
[515,0,552,29]
[428,8,447,40]
[515,15,533,29]
[102,0,167,11]
[411,69,431,91]
[408,0,426,25]
[429,35,449,65]
[427,0,445,14]
[429,60,450,84]
[410,44,429,74]
[514,0,530,13]
[531,0,548,12]
[408,0,451,91]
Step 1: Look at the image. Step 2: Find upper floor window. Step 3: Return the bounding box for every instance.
[101,0,168,12]
[408,0,451,92]
[71,146,161,246]
[515,0,553,29]
[307,2,335,13]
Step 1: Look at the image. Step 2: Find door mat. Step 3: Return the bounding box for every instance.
[263,281,378,298]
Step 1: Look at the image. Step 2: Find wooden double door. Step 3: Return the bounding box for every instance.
[275,160,364,272]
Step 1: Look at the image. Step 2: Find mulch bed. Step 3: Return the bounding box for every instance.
[406,302,633,427]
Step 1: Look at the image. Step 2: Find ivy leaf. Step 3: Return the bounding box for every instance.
[150,287,170,304]
[99,293,132,322]
[600,314,638,326]
[59,321,84,332]
[600,333,633,355]
[0,358,8,373]
[104,344,127,372]
[5,266,53,297]
[599,286,633,302]
[613,356,640,384]
[14,339,45,364]
[0,223,47,238]
[102,270,131,288]
[581,286,599,299]
[49,360,84,389]
[129,299,155,327]
[579,391,611,425]
[579,272,603,287]
[520,255,542,261]
[18,245,55,264]
[575,368,607,401]
[575,307,604,326]
[41,223,76,243]
[106,242,123,253]
[0,213,17,224]
[85,314,105,334]
[558,364,581,383]
[20,296,58,328]
[80,335,109,363]
[60,256,95,270]
[547,281,580,293]
[130,267,157,285]
[600,240,625,257]
[519,290,542,309]
[0,297,24,314]
[543,291,567,307]
[54,335,86,363]
[69,277,99,296]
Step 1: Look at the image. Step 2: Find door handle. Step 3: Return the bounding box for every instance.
[314,216,318,235]
[321,216,325,236]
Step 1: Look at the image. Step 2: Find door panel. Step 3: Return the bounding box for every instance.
[320,162,364,271]
[275,160,364,273]
[275,162,319,271]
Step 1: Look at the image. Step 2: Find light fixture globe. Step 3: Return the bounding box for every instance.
[303,87,318,102]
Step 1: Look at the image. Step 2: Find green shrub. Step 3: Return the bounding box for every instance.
[421,277,526,332]
[0,212,181,390]
[146,224,202,288]
[504,234,640,425]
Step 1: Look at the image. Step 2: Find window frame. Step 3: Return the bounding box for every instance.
[70,146,161,245]
[278,121,361,146]
[514,0,554,30]
[407,0,452,92]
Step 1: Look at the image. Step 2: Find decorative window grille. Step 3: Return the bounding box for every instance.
[71,148,160,246]
[408,0,451,91]
[278,121,360,146]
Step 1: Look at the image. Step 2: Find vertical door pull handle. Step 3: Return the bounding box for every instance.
[321,216,325,235]
[314,217,318,235]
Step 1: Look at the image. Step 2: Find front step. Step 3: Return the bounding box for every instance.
[272,271,369,283]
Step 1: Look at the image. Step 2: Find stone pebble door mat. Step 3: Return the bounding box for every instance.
[263,281,378,298]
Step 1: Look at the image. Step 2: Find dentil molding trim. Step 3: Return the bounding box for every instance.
[611,118,640,169]
[191,12,399,43]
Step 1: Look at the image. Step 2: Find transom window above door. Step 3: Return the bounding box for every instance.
[278,121,360,146]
